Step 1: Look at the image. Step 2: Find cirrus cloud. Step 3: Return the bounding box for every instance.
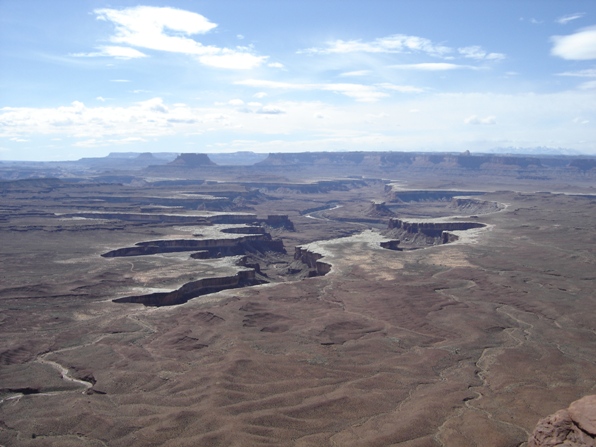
[299,34,452,57]
[71,45,147,59]
[556,13,585,25]
[390,63,480,71]
[234,79,422,102]
[300,34,505,64]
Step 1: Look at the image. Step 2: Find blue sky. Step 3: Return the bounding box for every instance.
[1,0,595,160]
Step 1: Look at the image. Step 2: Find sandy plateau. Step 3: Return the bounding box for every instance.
[0,151,595,446]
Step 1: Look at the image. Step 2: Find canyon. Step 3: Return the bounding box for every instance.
[0,151,595,446]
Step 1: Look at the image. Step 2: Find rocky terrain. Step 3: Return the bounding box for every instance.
[528,395,596,446]
[0,151,595,446]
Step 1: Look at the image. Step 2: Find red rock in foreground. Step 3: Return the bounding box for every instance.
[529,395,596,447]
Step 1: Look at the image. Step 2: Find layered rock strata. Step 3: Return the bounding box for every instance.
[294,246,332,276]
[384,188,484,203]
[113,269,263,307]
[388,218,485,237]
[61,213,294,228]
[102,234,285,258]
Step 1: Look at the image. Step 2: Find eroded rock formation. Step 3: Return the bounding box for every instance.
[379,239,401,250]
[367,201,395,217]
[449,197,504,213]
[528,395,596,447]
[102,234,285,258]
[293,246,331,277]
[384,188,484,203]
[113,269,264,307]
[388,218,485,237]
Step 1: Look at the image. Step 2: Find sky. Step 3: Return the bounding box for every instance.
[1,0,595,161]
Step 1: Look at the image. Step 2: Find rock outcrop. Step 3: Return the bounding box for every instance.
[384,188,484,203]
[294,247,331,277]
[449,197,504,214]
[388,218,485,237]
[379,239,401,250]
[367,201,395,217]
[528,395,596,447]
[264,214,295,230]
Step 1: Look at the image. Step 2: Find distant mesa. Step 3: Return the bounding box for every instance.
[256,152,367,166]
[168,153,216,167]
[254,151,548,171]
[568,159,596,172]
[135,152,157,161]
[75,151,175,170]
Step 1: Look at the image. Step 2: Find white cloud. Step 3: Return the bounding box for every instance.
[255,106,285,115]
[253,92,268,99]
[300,34,452,57]
[268,62,285,69]
[110,79,131,83]
[228,99,245,106]
[71,45,147,59]
[551,27,596,60]
[300,34,505,65]
[73,137,148,148]
[340,70,372,77]
[137,97,168,113]
[235,79,421,102]
[2,91,594,154]
[198,52,266,69]
[323,83,389,102]
[464,115,496,125]
[556,13,585,25]
[92,6,266,69]
[96,96,107,102]
[236,79,299,90]
[375,83,424,93]
[458,46,505,61]
[555,68,596,90]
[390,63,479,71]
[556,68,596,77]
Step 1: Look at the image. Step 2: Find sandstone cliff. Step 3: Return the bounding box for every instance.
[113,269,263,307]
[388,218,485,237]
[528,395,596,447]
[293,246,331,277]
[102,234,285,258]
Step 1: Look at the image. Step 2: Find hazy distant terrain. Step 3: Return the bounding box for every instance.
[0,151,595,446]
